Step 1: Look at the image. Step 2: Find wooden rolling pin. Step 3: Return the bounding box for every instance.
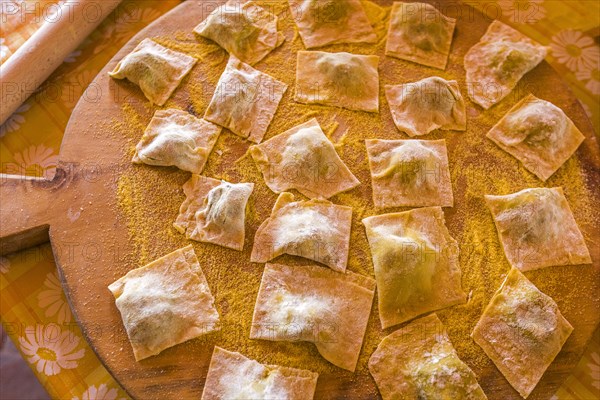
[0,0,123,126]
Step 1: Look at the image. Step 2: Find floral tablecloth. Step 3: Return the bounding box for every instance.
[0,1,598,399]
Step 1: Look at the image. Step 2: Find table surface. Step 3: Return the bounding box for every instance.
[0,1,599,399]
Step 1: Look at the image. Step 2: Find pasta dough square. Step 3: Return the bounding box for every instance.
[366,139,453,208]
[109,38,196,106]
[385,76,466,137]
[132,109,222,174]
[369,314,487,400]
[108,245,220,361]
[174,176,254,251]
[250,263,375,372]
[201,346,318,400]
[472,267,573,398]
[485,187,591,271]
[465,20,547,109]
[251,192,352,272]
[486,94,586,181]
[295,51,379,112]
[288,0,377,49]
[249,118,360,199]
[386,2,456,70]
[363,207,466,329]
[204,56,287,143]
[193,0,284,65]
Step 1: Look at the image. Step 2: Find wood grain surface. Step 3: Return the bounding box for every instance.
[1,1,599,399]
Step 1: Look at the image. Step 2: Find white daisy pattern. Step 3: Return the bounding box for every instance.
[498,0,547,24]
[18,324,85,376]
[550,30,600,73]
[72,384,125,400]
[0,103,31,137]
[589,352,600,390]
[576,67,600,95]
[12,144,58,178]
[0,256,10,273]
[38,271,72,324]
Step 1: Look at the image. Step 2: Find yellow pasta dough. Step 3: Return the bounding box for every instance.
[295,51,380,112]
[194,0,284,65]
[204,56,287,143]
[288,0,377,49]
[249,118,360,199]
[385,76,466,137]
[465,20,547,109]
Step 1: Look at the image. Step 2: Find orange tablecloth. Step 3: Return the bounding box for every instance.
[1,1,599,399]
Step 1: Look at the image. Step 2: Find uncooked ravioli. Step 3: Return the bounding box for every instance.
[295,51,380,112]
[251,192,352,272]
[486,94,586,181]
[485,187,591,271]
[465,20,547,109]
[194,0,284,65]
[385,76,466,137]
[249,118,360,199]
[201,347,318,400]
[109,38,196,106]
[386,2,456,69]
[369,314,487,400]
[472,267,573,398]
[288,0,377,48]
[204,56,287,143]
[132,109,221,174]
[366,139,454,208]
[250,263,375,372]
[363,207,466,329]
[174,176,254,251]
[108,245,219,361]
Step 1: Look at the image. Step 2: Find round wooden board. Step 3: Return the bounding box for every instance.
[2,1,600,399]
